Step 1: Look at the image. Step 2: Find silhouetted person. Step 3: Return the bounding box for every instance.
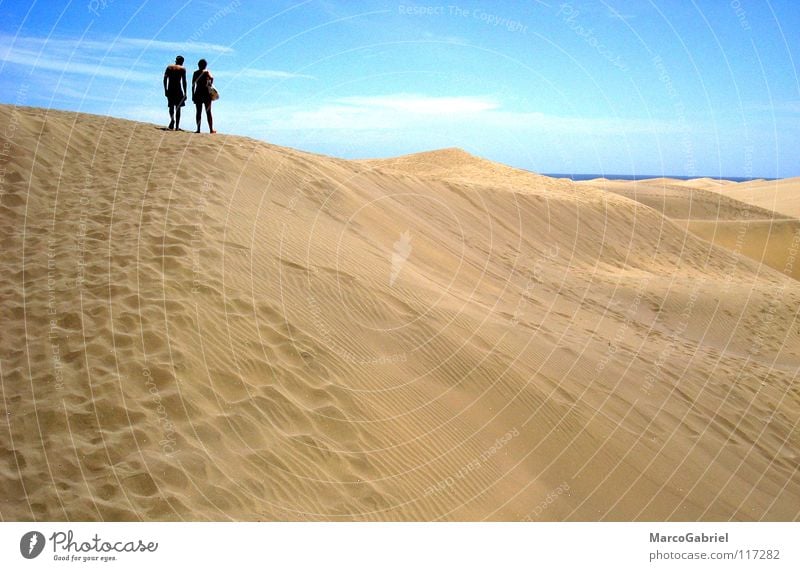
[192,59,215,133]
[163,55,187,130]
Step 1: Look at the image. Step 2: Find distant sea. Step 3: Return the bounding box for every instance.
[543,173,775,183]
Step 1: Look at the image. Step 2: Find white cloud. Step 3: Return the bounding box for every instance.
[1,47,152,82]
[108,37,234,55]
[607,6,636,21]
[247,94,683,137]
[242,95,499,131]
[337,94,499,114]
[0,34,234,56]
[262,104,399,130]
[214,68,315,80]
[0,34,233,83]
[419,31,469,45]
[746,101,800,114]
[481,110,685,135]
[0,34,235,85]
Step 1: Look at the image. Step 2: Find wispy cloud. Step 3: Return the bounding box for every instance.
[420,31,469,45]
[215,68,315,80]
[0,34,234,56]
[240,93,682,137]
[49,81,144,105]
[337,94,499,114]
[484,110,684,135]
[607,6,636,21]
[0,34,235,84]
[746,101,800,114]
[251,95,499,130]
[109,37,234,55]
[1,46,152,82]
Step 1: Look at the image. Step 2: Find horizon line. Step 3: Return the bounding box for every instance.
[0,102,791,182]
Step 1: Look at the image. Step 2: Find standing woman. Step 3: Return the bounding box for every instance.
[192,59,215,133]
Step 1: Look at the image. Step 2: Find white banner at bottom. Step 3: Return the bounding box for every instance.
[1,522,797,570]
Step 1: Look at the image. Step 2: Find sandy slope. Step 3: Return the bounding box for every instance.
[1,105,800,521]
[717,178,800,220]
[584,177,800,282]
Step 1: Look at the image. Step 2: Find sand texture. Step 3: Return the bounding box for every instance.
[586,177,800,282]
[2,105,800,521]
[716,177,800,220]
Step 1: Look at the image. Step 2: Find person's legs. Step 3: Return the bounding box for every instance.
[175,105,181,130]
[168,105,175,129]
[205,102,215,133]
[195,103,202,133]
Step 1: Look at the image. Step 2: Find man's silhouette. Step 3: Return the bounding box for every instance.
[163,55,187,130]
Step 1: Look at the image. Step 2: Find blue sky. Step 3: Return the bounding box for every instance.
[1,0,798,177]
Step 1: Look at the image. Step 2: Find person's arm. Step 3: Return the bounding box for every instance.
[181,68,187,96]
[163,67,169,95]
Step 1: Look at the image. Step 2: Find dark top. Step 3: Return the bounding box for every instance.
[163,65,186,106]
[192,69,213,104]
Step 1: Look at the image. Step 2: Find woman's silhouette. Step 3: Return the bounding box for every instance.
[192,59,215,133]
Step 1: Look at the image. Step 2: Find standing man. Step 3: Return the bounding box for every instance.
[163,55,187,130]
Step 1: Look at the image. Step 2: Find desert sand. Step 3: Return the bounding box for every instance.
[717,177,800,220]
[1,104,799,521]
[585,177,800,281]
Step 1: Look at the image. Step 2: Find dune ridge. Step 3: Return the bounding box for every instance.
[1,105,799,521]
[718,177,800,220]
[584,177,800,281]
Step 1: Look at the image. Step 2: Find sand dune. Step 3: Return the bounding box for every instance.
[360,147,567,193]
[683,219,800,282]
[2,105,800,521]
[717,177,800,220]
[584,177,800,282]
[579,177,781,220]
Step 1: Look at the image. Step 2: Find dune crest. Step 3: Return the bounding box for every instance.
[2,105,800,521]
[719,177,800,219]
[584,177,800,281]
[360,147,563,192]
